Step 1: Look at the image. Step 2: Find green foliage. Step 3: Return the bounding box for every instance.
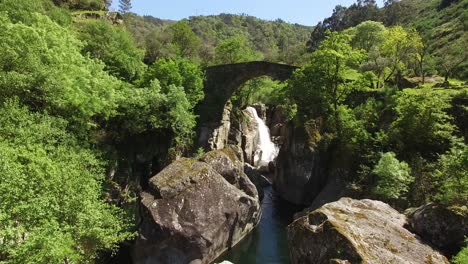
[348,20,386,53]
[141,58,204,108]
[76,19,145,82]
[0,100,132,263]
[389,88,456,160]
[53,0,109,11]
[372,152,414,200]
[453,243,468,264]
[380,26,422,81]
[169,20,201,59]
[122,13,310,65]
[0,0,71,26]
[433,143,468,206]
[288,31,364,119]
[215,36,261,64]
[231,77,286,108]
[0,12,121,135]
[309,0,468,80]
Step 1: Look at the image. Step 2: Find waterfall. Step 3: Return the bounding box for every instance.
[246,107,279,168]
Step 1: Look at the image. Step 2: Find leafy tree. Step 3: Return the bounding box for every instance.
[118,0,132,13]
[348,20,385,53]
[433,143,468,206]
[76,20,145,82]
[140,58,204,108]
[435,37,467,83]
[0,0,71,26]
[0,12,121,135]
[169,20,201,58]
[372,152,414,200]
[53,0,108,10]
[381,26,422,82]
[0,100,132,263]
[389,89,456,160]
[215,36,259,64]
[290,31,364,120]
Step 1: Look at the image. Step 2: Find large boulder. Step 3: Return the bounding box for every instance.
[287,198,449,264]
[406,203,468,256]
[274,125,328,205]
[244,163,272,201]
[134,150,261,264]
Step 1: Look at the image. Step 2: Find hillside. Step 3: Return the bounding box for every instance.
[123,13,312,65]
[308,0,467,79]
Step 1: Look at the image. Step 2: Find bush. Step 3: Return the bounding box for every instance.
[453,244,468,264]
[372,152,414,200]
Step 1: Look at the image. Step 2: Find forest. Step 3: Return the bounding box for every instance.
[0,0,466,263]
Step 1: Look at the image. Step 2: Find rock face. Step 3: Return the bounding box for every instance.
[274,125,328,205]
[406,203,468,256]
[134,149,261,264]
[287,198,449,264]
[198,102,261,167]
[244,163,272,200]
[198,102,232,151]
[238,108,259,165]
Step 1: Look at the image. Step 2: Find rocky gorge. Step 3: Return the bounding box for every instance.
[131,103,464,264]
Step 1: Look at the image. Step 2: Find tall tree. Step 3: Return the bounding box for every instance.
[381,26,421,82]
[168,20,201,58]
[436,37,467,83]
[289,31,364,119]
[118,0,132,13]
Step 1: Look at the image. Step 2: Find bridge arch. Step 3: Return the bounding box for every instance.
[197,61,298,149]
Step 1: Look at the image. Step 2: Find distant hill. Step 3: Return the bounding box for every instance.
[123,13,312,65]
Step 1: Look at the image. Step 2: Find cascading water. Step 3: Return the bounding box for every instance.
[245,107,279,168]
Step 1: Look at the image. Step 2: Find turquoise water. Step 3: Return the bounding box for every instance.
[215,186,303,264]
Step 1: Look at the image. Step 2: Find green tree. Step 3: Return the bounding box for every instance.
[389,89,456,160]
[372,152,414,200]
[215,36,259,64]
[289,31,364,120]
[381,26,422,82]
[118,0,132,13]
[77,20,145,82]
[169,20,201,58]
[140,58,204,108]
[348,20,385,53]
[435,36,467,83]
[0,12,121,135]
[433,143,468,206]
[0,100,132,263]
[0,0,71,26]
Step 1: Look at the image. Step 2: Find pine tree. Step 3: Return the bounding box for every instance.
[119,0,132,13]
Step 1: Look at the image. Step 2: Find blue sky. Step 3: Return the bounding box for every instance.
[111,0,384,26]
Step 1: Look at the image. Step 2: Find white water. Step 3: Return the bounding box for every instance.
[246,107,279,167]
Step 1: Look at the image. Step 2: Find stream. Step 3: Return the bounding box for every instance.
[213,106,303,264]
[215,185,303,264]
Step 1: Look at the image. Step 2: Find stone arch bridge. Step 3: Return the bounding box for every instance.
[197,61,298,149]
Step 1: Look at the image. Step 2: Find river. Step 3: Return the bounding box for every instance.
[215,185,303,264]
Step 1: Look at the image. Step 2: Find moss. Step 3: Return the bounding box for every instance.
[220,148,239,163]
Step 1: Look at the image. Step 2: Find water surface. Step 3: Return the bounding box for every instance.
[215,186,303,264]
